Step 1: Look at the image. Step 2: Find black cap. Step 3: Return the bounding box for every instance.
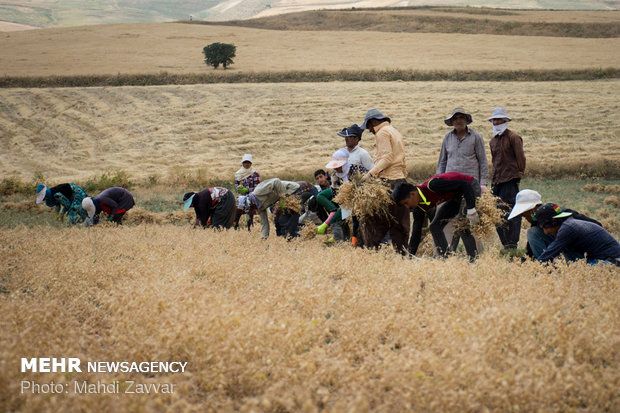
[337,124,364,139]
[534,203,572,228]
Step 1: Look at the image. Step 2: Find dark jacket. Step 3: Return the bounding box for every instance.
[97,187,135,216]
[538,217,620,263]
[415,172,477,212]
[191,188,229,228]
[489,129,526,185]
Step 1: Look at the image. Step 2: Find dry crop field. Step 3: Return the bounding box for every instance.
[0,81,618,182]
[1,226,619,412]
[1,22,620,76]
[1,8,619,412]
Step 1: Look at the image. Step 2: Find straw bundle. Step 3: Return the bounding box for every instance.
[2,201,47,213]
[123,207,164,225]
[454,191,506,239]
[274,194,302,215]
[164,210,196,224]
[581,184,620,194]
[333,176,393,220]
[298,222,317,240]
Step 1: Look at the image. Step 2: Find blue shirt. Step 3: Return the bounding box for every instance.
[538,217,620,263]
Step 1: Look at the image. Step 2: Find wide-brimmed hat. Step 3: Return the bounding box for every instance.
[444,107,473,126]
[35,184,47,204]
[183,192,196,211]
[82,197,96,218]
[325,148,350,169]
[361,109,390,130]
[508,189,543,220]
[241,154,253,164]
[337,124,364,139]
[534,203,573,228]
[488,107,512,122]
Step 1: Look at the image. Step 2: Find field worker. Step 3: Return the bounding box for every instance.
[360,108,410,254]
[237,178,310,239]
[437,107,488,254]
[82,187,135,225]
[534,203,620,266]
[488,107,526,250]
[316,149,354,242]
[183,187,236,229]
[337,124,373,247]
[314,169,331,191]
[392,172,481,260]
[233,153,261,231]
[508,189,602,260]
[35,183,89,225]
[338,124,375,173]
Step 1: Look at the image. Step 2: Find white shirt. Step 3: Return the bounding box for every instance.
[347,145,375,172]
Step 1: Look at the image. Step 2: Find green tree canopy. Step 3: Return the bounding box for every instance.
[203,43,236,69]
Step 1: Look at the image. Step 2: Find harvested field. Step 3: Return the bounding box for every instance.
[1,23,619,77]
[1,81,618,183]
[1,226,618,412]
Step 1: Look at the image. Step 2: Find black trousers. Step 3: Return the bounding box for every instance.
[492,179,522,249]
[274,212,300,239]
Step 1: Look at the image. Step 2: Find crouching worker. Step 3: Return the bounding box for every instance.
[507,189,602,260]
[392,172,481,260]
[36,183,89,225]
[534,203,620,266]
[183,187,236,229]
[82,187,135,225]
[237,178,310,239]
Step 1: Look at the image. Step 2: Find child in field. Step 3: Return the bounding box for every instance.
[183,187,236,229]
[233,154,260,231]
[36,183,89,225]
[82,187,135,225]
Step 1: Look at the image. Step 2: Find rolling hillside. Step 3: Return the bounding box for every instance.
[0,0,618,30]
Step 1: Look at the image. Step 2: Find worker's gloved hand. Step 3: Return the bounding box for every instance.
[317,222,328,235]
[361,173,372,182]
[466,208,480,226]
[237,186,249,195]
[106,216,114,222]
[480,184,487,194]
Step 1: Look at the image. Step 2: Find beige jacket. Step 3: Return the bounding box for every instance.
[369,122,407,180]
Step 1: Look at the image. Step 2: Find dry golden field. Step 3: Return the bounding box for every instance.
[0,80,618,183]
[1,10,619,412]
[1,22,620,77]
[1,226,619,412]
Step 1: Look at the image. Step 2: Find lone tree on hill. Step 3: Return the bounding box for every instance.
[203,43,236,69]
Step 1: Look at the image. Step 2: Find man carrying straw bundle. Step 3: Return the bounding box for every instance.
[391,172,481,260]
[359,109,410,254]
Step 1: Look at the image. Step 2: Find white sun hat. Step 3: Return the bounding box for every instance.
[325,148,349,169]
[488,107,512,122]
[508,189,542,220]
[82,197,96,218]
[241,154,253,164]
[35,184,48,204]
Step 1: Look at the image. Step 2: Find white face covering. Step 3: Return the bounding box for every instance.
[492,121,508,136]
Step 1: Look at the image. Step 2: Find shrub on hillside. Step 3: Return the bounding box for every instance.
[81,171,133,193]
